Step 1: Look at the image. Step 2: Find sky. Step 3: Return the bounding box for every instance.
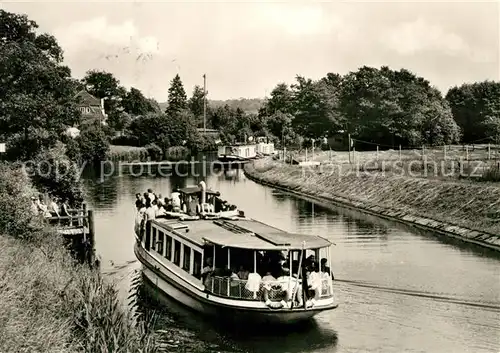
[1,1,499,101]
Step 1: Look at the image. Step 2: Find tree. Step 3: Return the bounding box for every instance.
[82,70,121,99]
[266,111,295,146]
[291,75,343,139]
[122,87,155,116]
[261,83,294,116]
[339,66,460,148]
[74,123,110,164]
[446,81,500,143]
[165,74,187,115]
[0,10,79,160]
[188,85,205,127]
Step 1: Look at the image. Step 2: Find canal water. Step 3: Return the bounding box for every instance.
[82,163,500,353]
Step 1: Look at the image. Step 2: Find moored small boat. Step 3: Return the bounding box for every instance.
[134,181,338,325]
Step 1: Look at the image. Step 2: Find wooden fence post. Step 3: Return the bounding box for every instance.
[399,145,402,161]
[443,145,447,160]
[376,145,379,161]
[488,143,491,160]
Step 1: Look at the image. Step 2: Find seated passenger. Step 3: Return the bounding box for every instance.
[237,266,249,280]
[307,264,322,301]
[262,271,277,303]
[320,258,334,280]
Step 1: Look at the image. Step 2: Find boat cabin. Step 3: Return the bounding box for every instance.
[217,144,257,159]
[140,217,334,306]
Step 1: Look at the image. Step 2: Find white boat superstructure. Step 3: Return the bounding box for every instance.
[134,182,338,324]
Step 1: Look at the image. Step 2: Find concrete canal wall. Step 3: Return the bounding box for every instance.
[244,159,500,252]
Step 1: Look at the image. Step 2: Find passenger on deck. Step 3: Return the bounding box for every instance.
[144,199,156,222]
[135,193,142,210]
[135,202,146,237]
[237,266,249,280]
[171,189,181,211]
[320,258,334,280]
[147,188,156,202]
[201,257,214,289]
[307,263,322,302]
[277,268,301,306]
[157,194,165,207]
[262,271,277,303]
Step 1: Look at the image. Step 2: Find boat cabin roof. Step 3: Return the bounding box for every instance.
[152,218,331,250]
[179,186,220,196]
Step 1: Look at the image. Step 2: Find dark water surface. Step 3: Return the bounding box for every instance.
[82,164,500,353]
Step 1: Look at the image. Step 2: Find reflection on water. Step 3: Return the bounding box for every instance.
[83,163,500,353]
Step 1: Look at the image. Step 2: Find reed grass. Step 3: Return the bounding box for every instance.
[247,159,500,235]
[107,145,149,162]
[0,163,165,353]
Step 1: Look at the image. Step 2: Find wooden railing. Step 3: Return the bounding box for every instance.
[44,204,96,267]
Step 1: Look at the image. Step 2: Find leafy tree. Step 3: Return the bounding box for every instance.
[74,123,110,164]
[0,10,79,160]
[165,74,187,115]
[261,83,294,116]
[82,70,124,119]
[291,75,342,139]
[188,85,206,127]
[266,111,295,146]
[82,70,121,99]
[122,87,155,116]
[446,81,500,143]
[128,112,201,155]
[339,66,460,147]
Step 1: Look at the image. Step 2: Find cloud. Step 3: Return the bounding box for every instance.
[250,3,342,36]
[382,17,494,62]
[55,17,160,56]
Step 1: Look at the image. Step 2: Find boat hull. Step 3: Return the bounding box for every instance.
[134,243,336,325]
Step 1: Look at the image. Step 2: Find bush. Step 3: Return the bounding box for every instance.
[144,143,163,161]
[111,135,141,147]
[76,125,110,165]
[164,146,190,161]
[0,163,44,240]
[0,161,162,353]
[29,143,84,207]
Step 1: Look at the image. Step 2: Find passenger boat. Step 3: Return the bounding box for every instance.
[217,144,257,164]
[134,182,338,324]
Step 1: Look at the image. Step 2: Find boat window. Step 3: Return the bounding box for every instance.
[173,240,181,266]
[193,251,202,279]
[157,231,164,255]
[165,235,172,260]
[151,227,157,250]
[182,244,191,273]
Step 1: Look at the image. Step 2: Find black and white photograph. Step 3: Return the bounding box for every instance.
[0,1,499,352]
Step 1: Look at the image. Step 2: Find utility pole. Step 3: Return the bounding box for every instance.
[348,133,351,164]
[203,74,207,132]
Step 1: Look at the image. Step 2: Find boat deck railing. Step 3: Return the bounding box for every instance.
[206,275,333,301]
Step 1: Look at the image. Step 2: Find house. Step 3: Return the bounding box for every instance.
[74,90,107,126]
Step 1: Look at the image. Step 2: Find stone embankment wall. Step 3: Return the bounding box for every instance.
[244,159,500,252]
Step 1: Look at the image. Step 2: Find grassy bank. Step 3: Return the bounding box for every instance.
[245,159,500,238]
[0,163,162,353]
[283,145,500,181]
